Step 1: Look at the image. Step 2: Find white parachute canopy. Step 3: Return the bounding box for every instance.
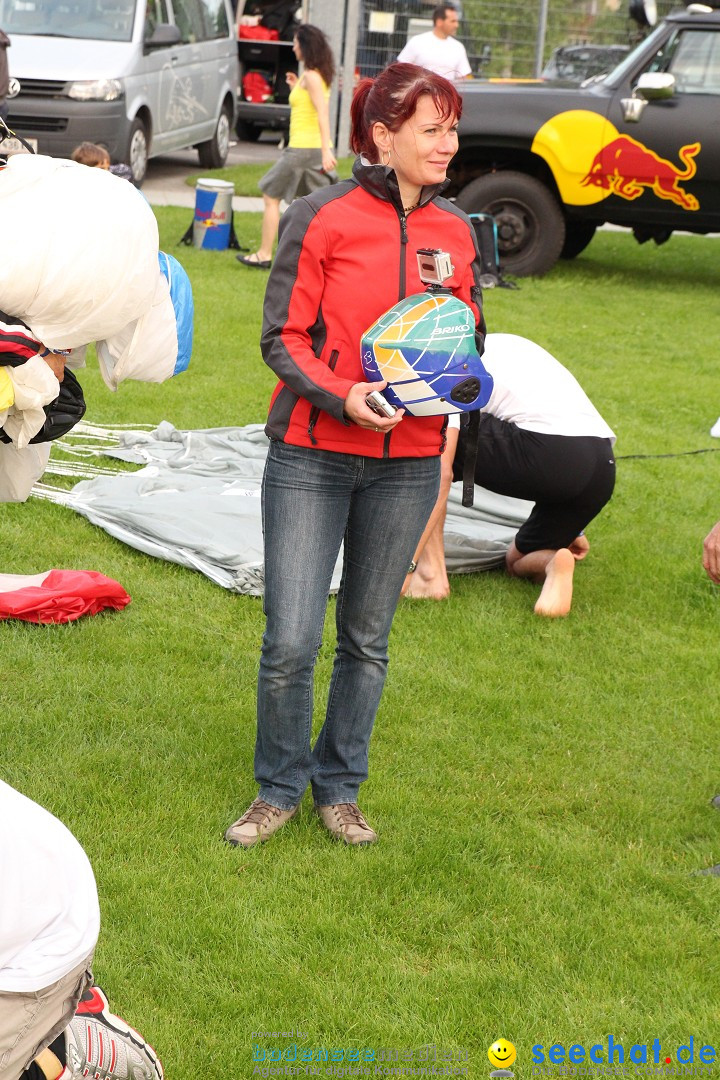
[0,154,159,350]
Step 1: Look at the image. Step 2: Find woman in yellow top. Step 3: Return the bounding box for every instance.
[238,24,337,269]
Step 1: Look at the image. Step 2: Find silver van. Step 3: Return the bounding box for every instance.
[0,0,238,183]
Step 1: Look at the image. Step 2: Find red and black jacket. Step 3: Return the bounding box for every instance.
[0,309,41,366]
[261,156,487,459]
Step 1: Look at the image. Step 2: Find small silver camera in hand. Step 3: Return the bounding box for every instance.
[366,389,397,418]
[416,248,454,286]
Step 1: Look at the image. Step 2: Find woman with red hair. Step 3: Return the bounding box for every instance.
[225,63,487,849]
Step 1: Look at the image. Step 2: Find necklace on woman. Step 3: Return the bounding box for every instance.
[403,199,420,214]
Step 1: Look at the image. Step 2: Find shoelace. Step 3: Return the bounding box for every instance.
[333,803,371,830]
[240,798,280,824]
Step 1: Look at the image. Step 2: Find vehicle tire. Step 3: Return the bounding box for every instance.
[561,220,597,259]
[456,171,565,277]
[198,103,232,169]
[235,118,261,143]
[125,116,149,186]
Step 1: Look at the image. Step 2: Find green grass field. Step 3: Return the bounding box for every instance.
[186,156,356,197]
[3,212,720,1078]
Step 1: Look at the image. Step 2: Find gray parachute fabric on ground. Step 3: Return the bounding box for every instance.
[34,423,531,594]
[444,482,531,573]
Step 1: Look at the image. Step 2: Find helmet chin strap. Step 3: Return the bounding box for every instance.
[461,411,480,509]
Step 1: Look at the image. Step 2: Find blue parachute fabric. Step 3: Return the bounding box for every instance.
[158,251,194,375]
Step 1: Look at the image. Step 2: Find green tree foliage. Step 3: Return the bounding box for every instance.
[460,0,680,78]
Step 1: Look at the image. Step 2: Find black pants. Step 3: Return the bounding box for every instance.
[454,413,616,553]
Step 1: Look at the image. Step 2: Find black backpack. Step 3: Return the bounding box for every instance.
[468,213,518,290]
[0,367,86,444]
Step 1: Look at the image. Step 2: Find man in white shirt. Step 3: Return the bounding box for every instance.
[397,4,472,82]
[0,780,162,1080]
[404,334,616,617]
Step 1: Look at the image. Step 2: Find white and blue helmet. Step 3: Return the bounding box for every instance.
[361,291,493,416]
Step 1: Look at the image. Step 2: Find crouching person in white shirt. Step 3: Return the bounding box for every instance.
[404,333,617,617]
[0,780,162,1080]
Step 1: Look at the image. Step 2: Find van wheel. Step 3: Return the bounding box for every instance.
[456,171,565,277]
[198,104,232,169]
[236,119,261,142]
[126,117,148,186]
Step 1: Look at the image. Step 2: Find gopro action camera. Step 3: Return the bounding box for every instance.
[416,248,454,287]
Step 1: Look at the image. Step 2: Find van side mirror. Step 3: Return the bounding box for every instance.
[144,23,182,50]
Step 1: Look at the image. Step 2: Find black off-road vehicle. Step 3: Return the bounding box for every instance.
[449,4,720,275]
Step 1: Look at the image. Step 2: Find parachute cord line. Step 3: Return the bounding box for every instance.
[49,443,117,460]
[30,482,80,503]
[617,448,720,461]
[48,420,158,458]
[58,420,155,443]
[43,459,119,478]
[28,422,158,499]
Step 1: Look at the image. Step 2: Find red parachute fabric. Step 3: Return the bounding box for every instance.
[0,569,130,623]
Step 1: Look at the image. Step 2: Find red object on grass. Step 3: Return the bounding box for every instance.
[0,569,131,623]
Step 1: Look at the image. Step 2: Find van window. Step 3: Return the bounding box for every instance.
[145,0,172,36]
[171,0,204,42]
[0,0,136,41]
[197,0,229,40]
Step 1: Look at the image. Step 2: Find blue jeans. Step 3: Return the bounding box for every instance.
[255,440,440,809]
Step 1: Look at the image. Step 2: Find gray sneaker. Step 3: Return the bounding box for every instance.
[315,803,377,845]
[224,797,299,848]
[67,986,163,1080]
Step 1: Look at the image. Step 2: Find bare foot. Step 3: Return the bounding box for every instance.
[402,567,450,600]
[534,548,575,617]
[569,534,590,561]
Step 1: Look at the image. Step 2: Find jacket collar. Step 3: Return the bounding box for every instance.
[352,155,449,213]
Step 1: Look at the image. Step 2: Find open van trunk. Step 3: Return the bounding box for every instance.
[235,0,300,141]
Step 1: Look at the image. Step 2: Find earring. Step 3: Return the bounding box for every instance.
[382,150,391,167]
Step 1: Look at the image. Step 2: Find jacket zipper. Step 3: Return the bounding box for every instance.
[307,349,339,445]
[439,416,449,454]
[397,208,408,302]
[384,207,411,458]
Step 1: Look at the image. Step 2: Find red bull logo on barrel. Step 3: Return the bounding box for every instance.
[193,178,234,250]
[581,135,700,210]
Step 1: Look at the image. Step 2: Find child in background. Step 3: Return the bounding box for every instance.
[71,141,134,182]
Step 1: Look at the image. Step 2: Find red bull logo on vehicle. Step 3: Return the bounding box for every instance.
[581,135,700,210]
[531,110,701,212]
